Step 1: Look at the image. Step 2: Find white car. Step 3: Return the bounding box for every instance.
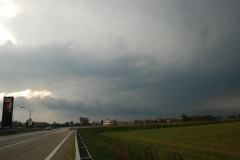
[46,126,52,130]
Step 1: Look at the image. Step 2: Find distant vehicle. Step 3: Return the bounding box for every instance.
[46,126,52,130]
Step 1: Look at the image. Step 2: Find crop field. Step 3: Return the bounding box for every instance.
[79,121,240,160]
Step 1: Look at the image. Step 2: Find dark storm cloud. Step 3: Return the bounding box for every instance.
[1,0,240,122]
[1,28,240,120]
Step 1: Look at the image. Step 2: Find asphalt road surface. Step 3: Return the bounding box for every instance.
[0,128,74,160]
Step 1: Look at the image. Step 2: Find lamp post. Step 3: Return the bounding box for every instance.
[20,106,33,126]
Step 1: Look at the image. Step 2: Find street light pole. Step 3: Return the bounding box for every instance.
[20,106,33,126]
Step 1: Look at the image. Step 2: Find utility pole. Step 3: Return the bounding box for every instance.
[20,106,33,126]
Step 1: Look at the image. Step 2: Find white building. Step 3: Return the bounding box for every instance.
[103,119,113,126]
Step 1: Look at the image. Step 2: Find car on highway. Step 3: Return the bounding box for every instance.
[46,126,52,130]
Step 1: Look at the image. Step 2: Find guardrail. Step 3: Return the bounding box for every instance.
[75,129,93,160]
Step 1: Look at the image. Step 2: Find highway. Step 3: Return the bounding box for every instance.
[0,128,74,160]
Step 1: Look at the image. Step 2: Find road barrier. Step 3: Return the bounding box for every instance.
[75,130,93,160]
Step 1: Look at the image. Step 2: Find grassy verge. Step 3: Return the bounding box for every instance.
[80,120,240,160]
[79,129,117,160]
[101,122,240,159]
[67,132,76,160]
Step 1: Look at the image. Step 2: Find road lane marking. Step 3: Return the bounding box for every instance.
[44,131,73,160]
[0,129,71,150]
[0,131,46,141]
[0,128,68,142]
[0,137,39,150]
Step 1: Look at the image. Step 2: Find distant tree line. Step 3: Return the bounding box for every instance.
[180,114,213,122]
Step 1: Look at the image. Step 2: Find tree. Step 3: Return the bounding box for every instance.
[181,114,187,122]
[79,117,89,125]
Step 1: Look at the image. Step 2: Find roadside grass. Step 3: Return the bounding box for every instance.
[79,129,116,160]
[80,121,240,160]
[67,132,75,160]
[101,122,240,159]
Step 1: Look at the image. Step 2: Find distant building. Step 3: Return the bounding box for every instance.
[117,121,128,125]
[135,120,144,124]
[92,121,101,126]
[103,119,113,126]
[167,118,173,123]
[145,119,154,124]
[128,121,135,125]
[155,118,163,123]
[228,114,240,119]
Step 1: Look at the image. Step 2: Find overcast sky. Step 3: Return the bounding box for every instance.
[0,0,240,123]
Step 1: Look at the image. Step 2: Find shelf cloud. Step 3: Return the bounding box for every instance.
[0,0,240,123]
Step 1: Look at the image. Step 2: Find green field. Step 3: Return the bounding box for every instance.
[79,121,240,160]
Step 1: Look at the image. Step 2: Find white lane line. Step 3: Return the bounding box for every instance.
[44,131,73,160]
[0,131,45,141]
[0,137,39,150]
